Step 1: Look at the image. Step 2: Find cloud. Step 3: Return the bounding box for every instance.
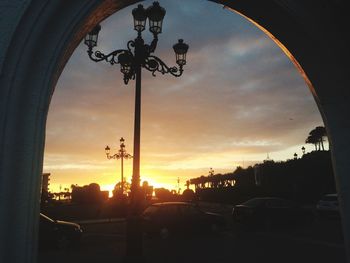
[45,0,323,189]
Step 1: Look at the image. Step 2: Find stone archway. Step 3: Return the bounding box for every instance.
[0,1,349,262]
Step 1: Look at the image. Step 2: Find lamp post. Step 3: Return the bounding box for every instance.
[105,137,132,194]
[209,167,214,176]
[294,153,298,160]
[84,1,188,259]
[302,146,306,155]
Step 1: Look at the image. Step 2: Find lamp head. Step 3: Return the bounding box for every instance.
[118,53,133,75]
[147,2,166,35]
[173,39,189,66]
[132,4,147,32]
[105,145,110,155]
[84,24,101,49]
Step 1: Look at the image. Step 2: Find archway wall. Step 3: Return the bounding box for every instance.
[0,1,349,262]
[0,1,30,72]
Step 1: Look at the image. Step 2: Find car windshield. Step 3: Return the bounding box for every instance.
[241,198,266,207]
[265,198,293,208]
[143,205,160,216]
[321,195,338,202]
[180,205,202,216]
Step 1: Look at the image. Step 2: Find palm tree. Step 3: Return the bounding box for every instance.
[306,126,327,151]
[314,126,327,150]
[305,134,318,150]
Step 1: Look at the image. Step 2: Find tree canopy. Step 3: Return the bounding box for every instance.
[305,126,327,151]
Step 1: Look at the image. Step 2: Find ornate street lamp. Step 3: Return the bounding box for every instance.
[301,146,306,155]
[209,167,214,176]
[84,2,188,85]
[105,137,132,194]
[294,153,298,160]
[84,1,188,259]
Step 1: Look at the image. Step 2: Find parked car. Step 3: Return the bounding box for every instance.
[231,197,314,231]
[39,213,83,249]
[316,193,340,217]
[141,202,225,238]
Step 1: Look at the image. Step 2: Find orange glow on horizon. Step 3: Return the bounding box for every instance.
[48,169,198,196]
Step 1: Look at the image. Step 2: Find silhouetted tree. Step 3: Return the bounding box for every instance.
[305,134,318,150]
[306,126,327,151]
[154,188,174,201]
[182,189,195,201]
[112,181,131,198]
[313,126,327,150]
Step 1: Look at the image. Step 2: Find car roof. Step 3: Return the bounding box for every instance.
[240,197,293,206]
[150,202,195,207]
[247,197,287,201]
[324,193,337,197]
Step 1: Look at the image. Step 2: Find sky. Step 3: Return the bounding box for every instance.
[43,0,324,195]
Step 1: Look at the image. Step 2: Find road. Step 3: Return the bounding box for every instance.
[38,205,346,263]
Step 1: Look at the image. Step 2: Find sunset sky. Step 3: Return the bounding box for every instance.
[43,0,324,195]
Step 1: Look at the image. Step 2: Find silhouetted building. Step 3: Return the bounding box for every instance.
[71,183,107,204]
[154,188,177,201]
[42,173,50,193]
[41,173,51,206]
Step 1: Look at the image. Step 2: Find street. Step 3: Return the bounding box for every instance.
[38,204,346,263]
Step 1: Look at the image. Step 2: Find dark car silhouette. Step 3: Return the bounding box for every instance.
[232,197,314,231]
[316,193,340,217]
[39,213,83,249]
[142,202,225,238]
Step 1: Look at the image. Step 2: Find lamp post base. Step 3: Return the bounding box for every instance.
[125,215,143,262]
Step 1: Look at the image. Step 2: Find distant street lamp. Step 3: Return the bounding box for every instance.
[105,137,132,194]
[84,1,188,259]
[301,146,306,155]
[294,153,298,160]
[209,167,214,176]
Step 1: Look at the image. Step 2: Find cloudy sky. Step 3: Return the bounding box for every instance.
[43,0,324,194]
